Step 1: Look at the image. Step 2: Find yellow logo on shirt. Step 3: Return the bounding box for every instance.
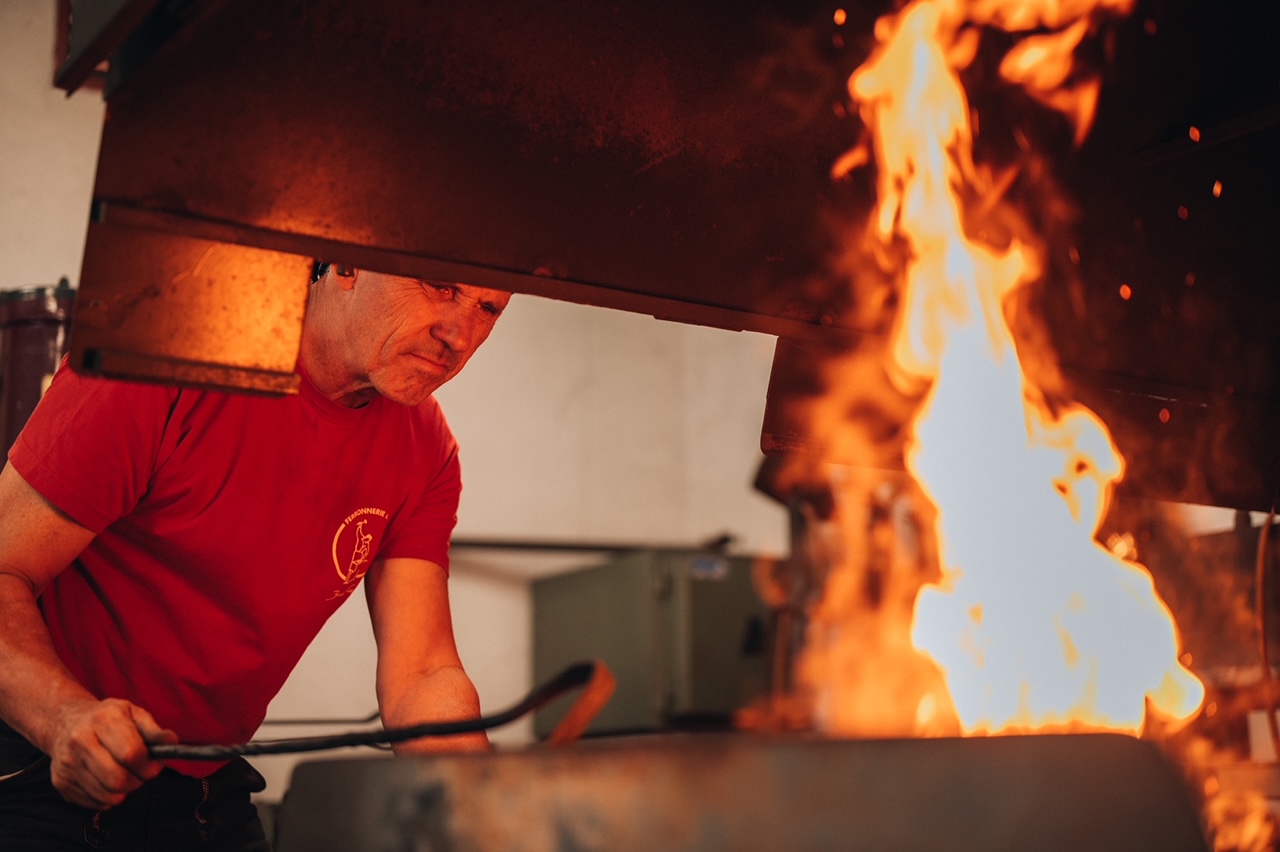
[330,507,390,587]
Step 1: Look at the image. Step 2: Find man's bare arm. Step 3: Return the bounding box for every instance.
[0,462,175,808]
[364,557,489,753]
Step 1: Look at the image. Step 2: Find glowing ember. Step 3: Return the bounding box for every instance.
[808,0,1204,738]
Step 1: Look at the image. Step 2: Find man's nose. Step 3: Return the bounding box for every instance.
[430,305,477,352]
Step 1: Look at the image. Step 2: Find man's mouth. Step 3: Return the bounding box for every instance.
[410,353,453,373]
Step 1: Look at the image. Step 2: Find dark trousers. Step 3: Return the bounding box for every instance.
[0,725,272,851]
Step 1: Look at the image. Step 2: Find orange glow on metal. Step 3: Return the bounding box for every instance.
[818,0,1203,738]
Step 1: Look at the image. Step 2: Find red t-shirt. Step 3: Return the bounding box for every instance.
[8,363,461,776]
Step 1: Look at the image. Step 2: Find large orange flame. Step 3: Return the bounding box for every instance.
[819,0,1204,737]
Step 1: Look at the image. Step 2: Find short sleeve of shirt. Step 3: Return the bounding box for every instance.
[9,364,178,534]
[373,397,461,573]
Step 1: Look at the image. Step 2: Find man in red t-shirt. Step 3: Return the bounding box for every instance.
[0,265,510,849]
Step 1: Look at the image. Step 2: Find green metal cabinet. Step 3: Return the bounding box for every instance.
[533,550,769,739]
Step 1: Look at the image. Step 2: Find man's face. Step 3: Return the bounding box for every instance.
[343,270,510,406]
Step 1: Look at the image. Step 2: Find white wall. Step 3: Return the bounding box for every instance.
[436,296,785,554]
[2,0,788,802]
[0,0,103,289]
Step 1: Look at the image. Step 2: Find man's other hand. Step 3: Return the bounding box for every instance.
[50,697,178,809]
